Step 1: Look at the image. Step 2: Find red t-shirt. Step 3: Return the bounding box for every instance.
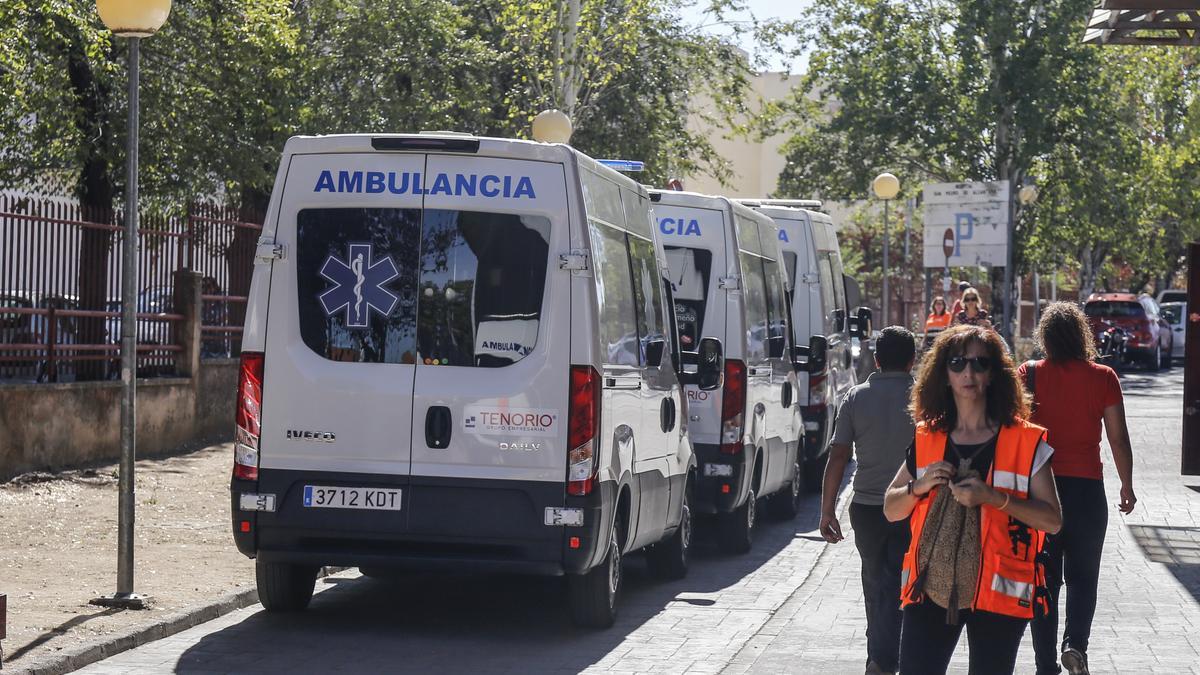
[1018,359,1122,479]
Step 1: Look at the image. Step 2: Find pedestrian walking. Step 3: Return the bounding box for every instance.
[953,288,993,330]
[883,325,1062,675]
[924,297,953,350]
[819,326,918,675]
[949,281,972,317]
[1022,302,1137,675]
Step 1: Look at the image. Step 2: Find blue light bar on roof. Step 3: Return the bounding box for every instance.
[597,159,645,172]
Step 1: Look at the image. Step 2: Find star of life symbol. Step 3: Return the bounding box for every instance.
[319,243,400,328]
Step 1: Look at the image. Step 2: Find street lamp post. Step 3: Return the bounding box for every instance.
[873,173,900,326]
[1012,182,1039,343]
[90,0,171,611]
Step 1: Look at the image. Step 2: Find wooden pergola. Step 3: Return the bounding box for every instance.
[1084,0,1200,45]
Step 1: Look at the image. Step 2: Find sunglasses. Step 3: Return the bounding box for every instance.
[948,355,992,373]
[964,298,979,304]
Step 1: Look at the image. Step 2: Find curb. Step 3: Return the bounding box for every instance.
[7,567,346,675]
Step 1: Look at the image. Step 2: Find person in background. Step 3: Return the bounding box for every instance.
[924,296,953,349]
[954,288,993,330]
[884,325,1062,675]
[949,280,973,316]
[1023,302,1136,675]
[820,327,918,675]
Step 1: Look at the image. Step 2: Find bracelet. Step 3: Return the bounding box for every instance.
[907,480,914,496]
[999,492,1011,510]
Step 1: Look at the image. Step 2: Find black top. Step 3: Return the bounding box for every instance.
[905,432,998,482]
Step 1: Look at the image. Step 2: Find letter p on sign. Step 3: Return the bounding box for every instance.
[953,213,975,257]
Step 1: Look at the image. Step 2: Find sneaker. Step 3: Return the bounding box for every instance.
[1061,647,1089,675]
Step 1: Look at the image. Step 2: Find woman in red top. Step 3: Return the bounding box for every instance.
[1020,302,1137,675]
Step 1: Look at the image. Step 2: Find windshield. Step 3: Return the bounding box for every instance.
[663,246,713,351]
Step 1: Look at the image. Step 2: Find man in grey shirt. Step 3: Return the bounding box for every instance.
[820,326,916,675]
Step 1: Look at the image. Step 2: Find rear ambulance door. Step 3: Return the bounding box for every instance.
[734,213,774,476]
[262,152,423,516]
[408,154,570,540]
[654,202,727,445]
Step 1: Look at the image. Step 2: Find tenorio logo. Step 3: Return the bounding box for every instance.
[686,389,710,402]
[658,217,702,236]
[463,405,559,437]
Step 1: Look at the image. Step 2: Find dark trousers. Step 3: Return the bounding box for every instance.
[850,502,910,672]
[1031,476,1108,674]
[899,600,1029,674]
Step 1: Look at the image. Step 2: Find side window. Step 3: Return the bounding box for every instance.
[828,253,848,316]
[762,258,788,351]
[816,255,837,330]
[739,250,769,363]
[592,222,640,367]
[628,235,668,366]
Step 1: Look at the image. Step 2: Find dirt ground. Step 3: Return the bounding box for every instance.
[0,442,255,669]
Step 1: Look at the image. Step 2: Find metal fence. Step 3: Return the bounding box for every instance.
[0,194,262,382]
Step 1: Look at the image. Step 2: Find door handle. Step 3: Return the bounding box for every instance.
[425,406,452,449]
[661,397,676,432]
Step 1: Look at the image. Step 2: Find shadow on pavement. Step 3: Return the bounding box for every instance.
[172,493,824,673]
[5,608,122,662]
[1128,524,1200,603]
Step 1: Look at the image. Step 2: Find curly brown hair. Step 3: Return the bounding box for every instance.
[910,325,1029,432]
[1036,301,1098,362]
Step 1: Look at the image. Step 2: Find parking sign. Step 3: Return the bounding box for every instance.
[922,181,1011,267]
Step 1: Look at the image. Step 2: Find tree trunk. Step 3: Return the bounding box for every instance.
[61,22,116,380]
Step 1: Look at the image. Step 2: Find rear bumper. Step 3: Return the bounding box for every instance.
[692,442,752,514]
[231,469,613,576]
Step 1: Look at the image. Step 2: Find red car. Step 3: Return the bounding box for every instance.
[1083,292,1174,370]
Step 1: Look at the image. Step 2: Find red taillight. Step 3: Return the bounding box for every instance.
[234,352,264,481]
[567,365,601,496]
[720,359,746,455]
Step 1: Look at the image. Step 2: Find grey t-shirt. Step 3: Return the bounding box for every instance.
[830,371,916,506]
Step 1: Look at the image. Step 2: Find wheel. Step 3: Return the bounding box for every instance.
[647,478,692,580]
[256,560,318,612]
[768,461,803,520]
[803,453,827,493]
[1146,344,1162,371]
[716,487,756,554]
[569,520,622,628]
[1161,341,1173,369]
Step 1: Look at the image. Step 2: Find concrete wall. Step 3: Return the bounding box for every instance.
[0,269,239,481]
[0,359,237,480]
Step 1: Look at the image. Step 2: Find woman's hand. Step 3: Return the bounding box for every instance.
[948,476,997,508]
[914,461,954,496]
[1118,483,1137,514]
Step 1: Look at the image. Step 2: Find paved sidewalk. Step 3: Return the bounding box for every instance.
[726,368,1200,674]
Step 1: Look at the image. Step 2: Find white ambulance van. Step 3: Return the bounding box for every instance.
[230,133,698,628]
[747,204,870,491]
[648,190,803,554]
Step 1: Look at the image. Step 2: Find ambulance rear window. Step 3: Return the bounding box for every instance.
[664,246,712,352]
[295,208,549,367]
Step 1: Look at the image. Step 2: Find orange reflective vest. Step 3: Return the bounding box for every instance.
[900,420,1048,619]
[925,312,952,332]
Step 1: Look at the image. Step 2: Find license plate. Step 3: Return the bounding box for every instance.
[303,485,402,511]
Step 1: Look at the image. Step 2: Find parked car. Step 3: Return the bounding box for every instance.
[1083,292,1173,370]
[1158,288,1187,305]
[0,291,36,345]
[1161,301,1187,362]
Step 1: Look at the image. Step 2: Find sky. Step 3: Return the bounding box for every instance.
[676,0,811,73]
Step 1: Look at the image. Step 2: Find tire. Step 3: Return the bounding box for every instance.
[646,478,692,580]
[256,560,318,612]
[569,521,622,628]
[768,461,803,520]
[803,452,827,493]
[1161,341,1173,369]
[1146,345,1162,371]
[716,487,756,554]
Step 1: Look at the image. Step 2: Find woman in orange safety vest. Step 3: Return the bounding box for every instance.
[883,325,1062,675]
[923,296,953,350]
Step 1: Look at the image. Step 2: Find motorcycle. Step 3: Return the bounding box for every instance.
[1097,324,1130,367]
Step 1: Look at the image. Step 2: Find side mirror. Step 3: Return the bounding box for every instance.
[806,335,829,373]
[644,339,667,368]
[697,337,723,390]
[849,306,873,339]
